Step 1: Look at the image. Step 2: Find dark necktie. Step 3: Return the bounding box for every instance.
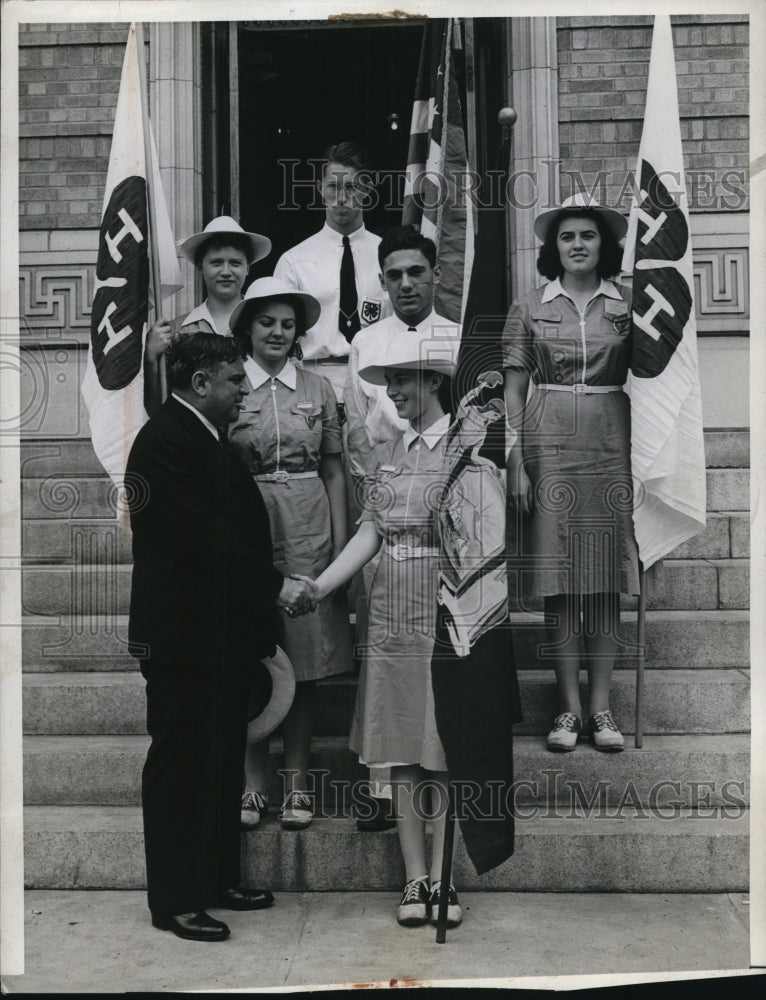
[339,236,361,341]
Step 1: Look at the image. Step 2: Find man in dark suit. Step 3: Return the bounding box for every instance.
[126,332,312,942]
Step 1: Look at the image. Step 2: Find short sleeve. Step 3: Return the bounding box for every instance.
[501,297,535,372]
[318,374,343,455]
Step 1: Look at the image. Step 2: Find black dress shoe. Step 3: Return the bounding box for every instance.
[355,797,397,832]
[216,887,275,910]
[151,911,230,942]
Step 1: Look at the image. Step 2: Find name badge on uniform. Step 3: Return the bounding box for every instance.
[361,299,382,324]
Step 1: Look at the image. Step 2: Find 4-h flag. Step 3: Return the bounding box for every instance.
[402,18,474,324]
[81,24,182,484]
[622,14,706,569]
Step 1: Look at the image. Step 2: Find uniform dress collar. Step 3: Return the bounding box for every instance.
[402,412,451,451]
[180,299,236,337]
[243,355,297,390]
[541,277,622,304]
[171,392,220,440]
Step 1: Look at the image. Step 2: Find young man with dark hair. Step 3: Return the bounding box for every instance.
[344,224,461,478]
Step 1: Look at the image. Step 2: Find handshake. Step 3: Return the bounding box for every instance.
[278,574,319,618]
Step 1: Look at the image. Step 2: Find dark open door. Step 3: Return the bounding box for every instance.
[203,18,509,303]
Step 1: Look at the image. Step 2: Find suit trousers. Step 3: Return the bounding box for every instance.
[140,659,252,915]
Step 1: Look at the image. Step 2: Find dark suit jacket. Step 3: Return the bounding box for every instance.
[126,396,284,667]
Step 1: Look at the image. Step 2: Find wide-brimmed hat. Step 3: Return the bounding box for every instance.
[534,193,628,243]
[358,331,458,385]
[228,276,322,332]
[247,645,296,742]
[178,216,272,265]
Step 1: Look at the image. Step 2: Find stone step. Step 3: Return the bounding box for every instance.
[20,468,750,522]
[20,429,749,478]
[22,734,750,810]
[19,558,750,617]
[21,610,750,673]
[702,429,749,469]
[705,468,748,511]
[22,520,133,565]
[22,805,748,892]
[19,510,750,565]
[666,512,748,560]
[22,668,750,737]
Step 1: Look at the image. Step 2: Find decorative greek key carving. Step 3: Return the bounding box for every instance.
[19,268,94,331]
[693,250,748,317]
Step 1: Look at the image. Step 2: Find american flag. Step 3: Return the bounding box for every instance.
[402,18,474,325]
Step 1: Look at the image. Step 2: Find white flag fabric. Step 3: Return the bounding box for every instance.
[81,24,182,485]
[621,14,706,570]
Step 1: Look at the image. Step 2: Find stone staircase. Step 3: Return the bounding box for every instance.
[20,431,750,892]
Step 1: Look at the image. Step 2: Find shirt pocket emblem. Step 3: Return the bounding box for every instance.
[292,401,323,428]
[361,298,382,324]
[604,301,631,336]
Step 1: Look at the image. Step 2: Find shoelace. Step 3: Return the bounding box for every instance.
[242,791,267,812]
[284,791,312,811]
[552,712,580,732]
[429,880,456,902]
[591,711,618,732]
[401,878,428,903]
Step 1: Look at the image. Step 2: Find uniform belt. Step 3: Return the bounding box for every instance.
[253,470,319,483]
[383,541,439,561]
[536,383,623,394]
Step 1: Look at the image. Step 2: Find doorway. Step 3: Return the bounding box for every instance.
[237,21,424,278]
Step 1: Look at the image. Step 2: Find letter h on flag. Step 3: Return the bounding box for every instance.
[622,14,706,570]
[81,23,182,484]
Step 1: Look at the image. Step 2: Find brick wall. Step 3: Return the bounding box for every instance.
[557,14,749,213]
[19,24,135,230]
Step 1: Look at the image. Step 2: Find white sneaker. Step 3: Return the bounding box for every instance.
[589,710,625,752]
[240,790,268,830]
[397,877,430,927]
[279,790,313,829]
[546,712,582,752]
[429,880,462,927]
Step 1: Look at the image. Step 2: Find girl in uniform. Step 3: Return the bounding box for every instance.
[310,337,463,929]
[228,277,353,830]
[144,216,271,414]
[503,194,639,754]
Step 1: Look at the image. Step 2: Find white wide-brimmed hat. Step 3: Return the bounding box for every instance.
[247,645,296,742]
[228,276,322,332]
[358,332,458,385]
[534,193,628,243]
[178,215,272,265]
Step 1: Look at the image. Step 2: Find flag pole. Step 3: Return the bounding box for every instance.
[435,780,456,944]
[635,565,646,748]
[134,22,167,401]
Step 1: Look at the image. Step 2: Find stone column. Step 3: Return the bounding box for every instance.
[149,23,203,317]
[507,17,560,297]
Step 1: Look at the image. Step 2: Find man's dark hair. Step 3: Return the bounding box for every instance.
[322,140,369,175]
[166,331,245,391]
[193,233,255,271]
[378,225,437,271]
[536,209,623,281]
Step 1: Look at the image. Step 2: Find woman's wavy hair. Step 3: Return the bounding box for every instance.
[231,296,309,361]
[536,209,623,281]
